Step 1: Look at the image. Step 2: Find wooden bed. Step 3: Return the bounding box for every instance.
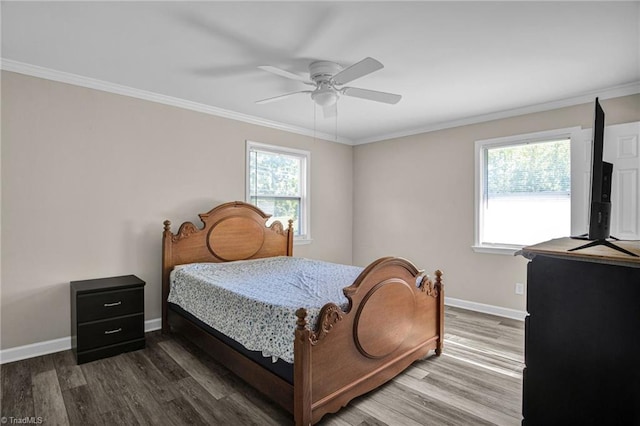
[162,201,444,425]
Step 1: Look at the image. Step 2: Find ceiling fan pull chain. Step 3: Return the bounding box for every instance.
[334,104,338,142]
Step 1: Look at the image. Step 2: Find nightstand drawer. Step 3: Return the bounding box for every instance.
[77,288,144,322]
[77,313,145,351]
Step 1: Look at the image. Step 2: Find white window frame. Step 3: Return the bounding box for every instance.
[473,127,581,255]
[245,141,311,244]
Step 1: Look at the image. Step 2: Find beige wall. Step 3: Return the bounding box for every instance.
[2,69,638,351]
[352,94,640,312]
[0,71,353,349]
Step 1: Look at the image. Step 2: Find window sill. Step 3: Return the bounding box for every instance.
[471,244,522,256]
[294,238,313,246]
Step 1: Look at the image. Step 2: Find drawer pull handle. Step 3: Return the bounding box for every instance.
[104,301,122,307]
[104,328,122,335]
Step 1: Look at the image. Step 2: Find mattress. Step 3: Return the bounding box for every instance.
[167,256,364,363]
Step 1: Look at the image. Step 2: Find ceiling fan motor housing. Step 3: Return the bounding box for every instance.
[309,61,342,84]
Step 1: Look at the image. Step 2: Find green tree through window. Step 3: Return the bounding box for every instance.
[247,142,310,239]
[487,139,570,195]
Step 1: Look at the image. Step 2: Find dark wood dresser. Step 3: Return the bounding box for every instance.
[71,275,146,364]
[520,238,640,425]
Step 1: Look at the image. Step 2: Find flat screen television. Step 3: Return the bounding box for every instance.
[587,97,613,240]
[570,97,637,256]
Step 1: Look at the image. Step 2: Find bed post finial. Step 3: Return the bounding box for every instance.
[435,269,444,356]
[295,308,308,330]
[435,269,443,284]
[163,220,171,232]
[294,307,312,426]
[286,219,294,257]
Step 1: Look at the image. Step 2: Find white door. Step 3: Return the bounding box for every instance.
[606,121,640,240]
[571,121,640,240]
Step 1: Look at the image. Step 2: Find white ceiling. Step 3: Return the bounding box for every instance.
[2,1,639,144]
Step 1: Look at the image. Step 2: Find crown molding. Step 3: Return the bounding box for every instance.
[3,59,638,147]
[355,81,640,145]
[0,59,354,145]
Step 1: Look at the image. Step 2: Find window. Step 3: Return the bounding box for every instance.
[246,141,310,242]
[474,128,579,254]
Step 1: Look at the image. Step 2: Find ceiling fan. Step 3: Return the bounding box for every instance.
[256,57,402,117]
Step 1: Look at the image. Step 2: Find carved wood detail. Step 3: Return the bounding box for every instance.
[171,221,200,242]
[269,218,295,236]
[310,303,344,345]
[417,269,443,298]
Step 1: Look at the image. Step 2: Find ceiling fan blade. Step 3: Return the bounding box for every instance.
[332,57,384,85]
[342,87,402,104]
[258,66,314,85]
[255,91,312,104]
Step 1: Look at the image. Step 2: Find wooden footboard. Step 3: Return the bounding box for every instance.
[294,257,444,425]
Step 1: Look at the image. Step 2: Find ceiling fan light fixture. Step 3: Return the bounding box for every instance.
[311,88,338,107]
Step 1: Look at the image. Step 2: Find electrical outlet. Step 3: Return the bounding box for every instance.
[515,282,525,295]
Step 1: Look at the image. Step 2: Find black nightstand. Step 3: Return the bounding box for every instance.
[70,275,146,364]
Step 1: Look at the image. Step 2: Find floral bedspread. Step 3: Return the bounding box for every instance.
[168,256,363,363]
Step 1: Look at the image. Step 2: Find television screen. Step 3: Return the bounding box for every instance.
[570,98,638,257]
[587,97,612,240]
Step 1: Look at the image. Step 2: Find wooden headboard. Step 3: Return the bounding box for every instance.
[162,201,294,332]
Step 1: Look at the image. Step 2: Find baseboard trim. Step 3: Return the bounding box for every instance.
[445,297,527,321]
[0,318,162,364]
[0,302,524,364]
[0,336,72,365]
[145,318,162,333]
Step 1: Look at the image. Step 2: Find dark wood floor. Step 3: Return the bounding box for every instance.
[1,307,524,425]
